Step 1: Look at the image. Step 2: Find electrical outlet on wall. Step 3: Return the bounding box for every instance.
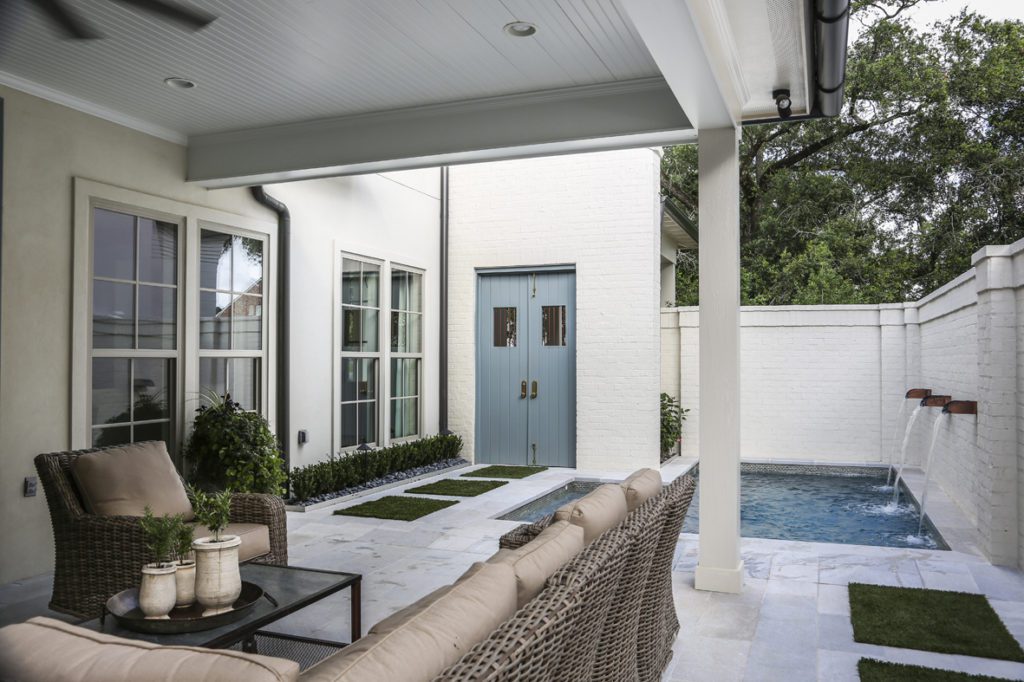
[297,430,308,445]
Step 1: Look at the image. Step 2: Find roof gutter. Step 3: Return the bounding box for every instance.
[249,186,291,472]
[438,167,450,433]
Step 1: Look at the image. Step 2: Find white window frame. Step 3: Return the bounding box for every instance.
[71,179,277,453]
[196,221,271,413]
[333,249,427,453]
[389,264,424,444]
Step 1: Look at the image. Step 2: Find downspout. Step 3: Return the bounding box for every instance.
[439,167,450,433]
[249,186,291,472]
[814,0,850,117]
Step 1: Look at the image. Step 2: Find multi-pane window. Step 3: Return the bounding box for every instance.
[390,268,423,439]
[90,207,177,447]
[340,258,381,446]
[199,230,264,410]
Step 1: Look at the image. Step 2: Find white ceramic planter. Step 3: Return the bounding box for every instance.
[139,564,177,619]
[193,535,241,616]
[174,560,196,609]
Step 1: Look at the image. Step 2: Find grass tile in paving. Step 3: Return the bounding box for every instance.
[333,496,458,521]
[849,583,1024,662]
[858,659,1017,682]
[405,479,508,497]
[462,465,548,479]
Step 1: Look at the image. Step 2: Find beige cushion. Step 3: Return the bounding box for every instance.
[621,468,663,512]
[0,616,298,682]
[488,520,584,607]
[301,562,517,682]
[553,483,628,544]
[71,441,193,520]
[192,522,270,562]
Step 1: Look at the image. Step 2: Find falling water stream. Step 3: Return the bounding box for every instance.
[885,400,910,486]
[891,405,923,505]
[917,412,949,537]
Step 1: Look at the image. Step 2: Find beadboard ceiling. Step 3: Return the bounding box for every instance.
[0,0,662,137]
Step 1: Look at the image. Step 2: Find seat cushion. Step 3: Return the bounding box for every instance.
[488,520,585,607]
[71,441,194,520]
[301,562,517,682]
[191,522,270,562]
[553,483,628,544]
[0,617,298,682]
[621,468,663,512]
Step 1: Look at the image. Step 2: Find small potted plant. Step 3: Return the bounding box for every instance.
[172,516,196,609]
[189,487,241,616]
[138,508,178,619]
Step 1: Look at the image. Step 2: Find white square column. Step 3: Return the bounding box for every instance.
[694,127,744,593]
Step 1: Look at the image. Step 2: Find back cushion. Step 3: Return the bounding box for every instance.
[0,617,298,682]
[72,441,194,520]
[621,468,663,512]
[489,520,585,607]
[302,562,517,682]
[553,484,628,544]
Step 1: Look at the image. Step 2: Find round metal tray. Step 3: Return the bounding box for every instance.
[102,581,266,634]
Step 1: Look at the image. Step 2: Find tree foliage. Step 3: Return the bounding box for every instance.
[663,1,1024,306]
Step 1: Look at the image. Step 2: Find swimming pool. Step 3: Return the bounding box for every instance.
[681,465,947,549]
[496,465,947,550]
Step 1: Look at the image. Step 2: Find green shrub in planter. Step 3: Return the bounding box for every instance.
[186,395,286,495]
[660,393,689,462]
[290,433,463,502]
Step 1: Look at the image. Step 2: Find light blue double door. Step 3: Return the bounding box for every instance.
[477,270,576,468]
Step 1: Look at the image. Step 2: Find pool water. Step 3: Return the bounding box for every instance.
[498,481,601,522]
[682,470,948,550]
[496,467,948,550]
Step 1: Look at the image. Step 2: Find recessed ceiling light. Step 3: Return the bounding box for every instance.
[504,21,537,37]
[163,76,196,90]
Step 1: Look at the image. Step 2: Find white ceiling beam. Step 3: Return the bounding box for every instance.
[187,78,693,188]
[619,0,749,129]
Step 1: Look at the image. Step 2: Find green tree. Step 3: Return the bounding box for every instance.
[664,1,1024,306]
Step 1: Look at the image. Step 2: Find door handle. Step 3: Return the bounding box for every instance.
[530,380,538,399]
[520,381,527,399]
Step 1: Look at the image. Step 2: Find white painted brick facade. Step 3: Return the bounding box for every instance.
[448,149,663,471]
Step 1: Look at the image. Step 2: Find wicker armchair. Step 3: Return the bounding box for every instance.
[35,443,288,619]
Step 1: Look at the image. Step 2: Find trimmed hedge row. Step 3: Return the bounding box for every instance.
[289,434,463,503]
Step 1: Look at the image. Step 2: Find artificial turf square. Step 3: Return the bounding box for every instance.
[849,583,1024,662]
[858,658,1017,682]
[405,479,508,497]
[333,496,458,521]
[462,465,548,479]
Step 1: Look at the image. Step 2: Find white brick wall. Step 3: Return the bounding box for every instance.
[449,149,663,471]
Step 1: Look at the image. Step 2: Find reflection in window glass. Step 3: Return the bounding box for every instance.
[93,280,135,349]
[340,358,378,447]
[137,285,176,350]
[93,209,135,280]
[199,229,263,351]
[91,358,173,448]
[493,307,517,347]
[199,357,259,411]
[390,358,419,439]
[138,219,178,285]
[542,305,567,347]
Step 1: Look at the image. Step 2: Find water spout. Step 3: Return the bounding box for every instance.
[917,412,949,536]
[885,400,909,486]
[892,405,923,505]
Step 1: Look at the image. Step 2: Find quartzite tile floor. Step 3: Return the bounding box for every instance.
[4,458,1024,682]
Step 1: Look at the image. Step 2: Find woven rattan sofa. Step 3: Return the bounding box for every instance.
[34,441,288,619]
[2,469,693,682]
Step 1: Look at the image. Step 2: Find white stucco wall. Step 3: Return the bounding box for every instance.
[267,172,442,468]
[0,85,272,583]
[448,149,663,471]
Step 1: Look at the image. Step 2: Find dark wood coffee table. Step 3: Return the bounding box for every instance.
[81,564,361,670]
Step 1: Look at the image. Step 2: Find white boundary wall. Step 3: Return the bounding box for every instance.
[662,237,1024,567]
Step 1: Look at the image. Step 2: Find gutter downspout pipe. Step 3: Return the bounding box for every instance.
[439,167,450,434]
[815,0,850,117]
[249,186,291,472]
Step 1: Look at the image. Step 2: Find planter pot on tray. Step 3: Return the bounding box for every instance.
[192,535,241,616]
[139,563,178,619]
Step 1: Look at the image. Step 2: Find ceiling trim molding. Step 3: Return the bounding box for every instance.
[619,0,745,129]
[188,78,694,188]
[0,70,187,145]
